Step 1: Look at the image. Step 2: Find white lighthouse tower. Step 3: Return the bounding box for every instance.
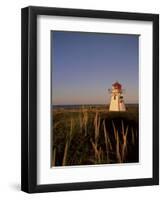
[109,82,126,112]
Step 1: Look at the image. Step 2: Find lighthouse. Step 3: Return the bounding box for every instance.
[109,82,126,112]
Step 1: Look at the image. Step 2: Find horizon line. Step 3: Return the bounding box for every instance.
[52,103,139,106]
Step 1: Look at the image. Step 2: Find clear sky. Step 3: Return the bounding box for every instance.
[52,31,139,105]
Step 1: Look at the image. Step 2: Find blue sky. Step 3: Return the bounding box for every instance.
[51,31,139,105]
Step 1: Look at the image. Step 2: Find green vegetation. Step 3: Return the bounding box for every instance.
[52,105,139,167]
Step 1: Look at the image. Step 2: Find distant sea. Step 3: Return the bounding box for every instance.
[52,104,138,110]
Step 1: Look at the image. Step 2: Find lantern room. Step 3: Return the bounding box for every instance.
[112,81,122,90]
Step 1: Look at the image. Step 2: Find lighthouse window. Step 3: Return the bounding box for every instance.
[114,95,116,100]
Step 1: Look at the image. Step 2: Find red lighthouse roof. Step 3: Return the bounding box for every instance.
[112,81,122,90]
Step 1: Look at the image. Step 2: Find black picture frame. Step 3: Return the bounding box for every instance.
[21,6,159,193]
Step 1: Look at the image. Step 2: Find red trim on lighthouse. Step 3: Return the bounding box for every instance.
[112,82,122,90]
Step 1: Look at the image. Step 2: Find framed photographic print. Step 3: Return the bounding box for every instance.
[21,6,159,193]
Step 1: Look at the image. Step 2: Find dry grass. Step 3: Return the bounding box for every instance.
[52,105,139,166]
[103,120,109,162]
[121,120,128,162]
[62,118,74,166]
[91,111,102,163]
[94,111,100,146]
[52,148,56,166]
[83,109,88,136]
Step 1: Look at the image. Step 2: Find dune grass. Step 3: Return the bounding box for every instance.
[52,105,139,166]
